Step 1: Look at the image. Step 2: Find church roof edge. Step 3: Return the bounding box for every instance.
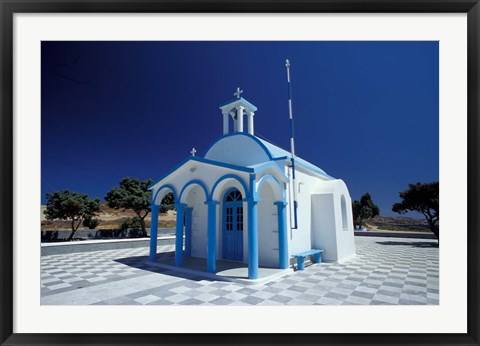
[219,97,258,112]
[204,132,335,180]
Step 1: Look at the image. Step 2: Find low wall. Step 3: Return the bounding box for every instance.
[41,236,175,256]
[354,230,436,239]
[41,227,175,240]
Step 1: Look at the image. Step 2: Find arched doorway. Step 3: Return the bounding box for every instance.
[183,185,208,258]
[222,188,243,261]
[258,181,279,267]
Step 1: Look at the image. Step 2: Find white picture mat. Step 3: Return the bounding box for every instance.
[13,13,467,334]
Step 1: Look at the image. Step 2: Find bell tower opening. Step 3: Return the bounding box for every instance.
[219,87,258,136]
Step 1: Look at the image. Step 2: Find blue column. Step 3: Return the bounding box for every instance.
[149,205,159,262]
[205,200,219,273]
[175,203,186,266]
[185,207,193,257]
[274,201,288,269]
[247,199,259,279]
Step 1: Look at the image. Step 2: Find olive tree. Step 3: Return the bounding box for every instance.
[44,190,100,241]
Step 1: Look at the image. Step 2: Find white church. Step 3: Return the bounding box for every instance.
[148,89,356,280]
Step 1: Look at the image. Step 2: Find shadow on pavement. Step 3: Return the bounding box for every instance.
[376,241,439,248]
[114,252,210,282]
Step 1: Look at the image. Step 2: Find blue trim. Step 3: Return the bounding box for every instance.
[206,200,218,273]
[204,132,275,161]
[151,184,178,205]
[179,179,210,203]
[255,174,285,202]
[273,156,288,161]
[149,205,159,262]
[249,173,256,195]
[210,173,250,200]
[185,207,193,257]
[274,201,288,269]
[247,200,259,279]
[191,156,254,173]
[175,203,186,267]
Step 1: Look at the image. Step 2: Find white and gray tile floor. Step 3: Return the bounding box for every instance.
[41,236,439,305]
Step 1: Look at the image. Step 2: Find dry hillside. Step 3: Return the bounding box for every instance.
[41,203,176,231]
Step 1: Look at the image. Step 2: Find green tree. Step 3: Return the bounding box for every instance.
[392,182,439,241]
[160,191,175,213]
[352,193,380,229]
[104,177,153,237]
[44,190,100,241]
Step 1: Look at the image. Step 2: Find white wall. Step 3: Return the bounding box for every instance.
[286,167,319,256]
[311,194,338,261]
[311,179,356,262]
[187,186,208,259]
[284,165,356,263]
[258,182,279,268]
[334,190,356,262]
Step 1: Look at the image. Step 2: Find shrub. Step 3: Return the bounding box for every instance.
[83,215,99,229]
[130,216,143,229]
[160,204,175,213]
[120,218,130,231]
[41,230,59,241]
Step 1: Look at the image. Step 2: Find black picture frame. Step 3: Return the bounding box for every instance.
[1,1,479,345]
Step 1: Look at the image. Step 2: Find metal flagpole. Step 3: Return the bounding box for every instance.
[285,59,298,230]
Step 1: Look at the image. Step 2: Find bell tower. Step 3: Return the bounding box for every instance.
[219,87,258,135]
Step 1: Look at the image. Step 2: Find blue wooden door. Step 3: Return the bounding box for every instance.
[223,189,243,261]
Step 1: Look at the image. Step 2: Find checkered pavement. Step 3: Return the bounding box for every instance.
[41,237,439,305]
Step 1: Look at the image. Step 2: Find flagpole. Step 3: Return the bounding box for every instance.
[286,59,298,230]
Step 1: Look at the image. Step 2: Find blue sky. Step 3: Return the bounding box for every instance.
[41,41,439,217]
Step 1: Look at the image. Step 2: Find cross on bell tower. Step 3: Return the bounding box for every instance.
[234,87,243,99]
[219,88,258,135]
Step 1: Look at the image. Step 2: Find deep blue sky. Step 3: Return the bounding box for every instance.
[41,41,439,217]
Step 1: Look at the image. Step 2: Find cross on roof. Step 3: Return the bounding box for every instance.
[234,87,243,99]
[190,148,197,156]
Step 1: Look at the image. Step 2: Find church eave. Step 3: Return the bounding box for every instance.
[219,97,258,112]
[148,156,254,190]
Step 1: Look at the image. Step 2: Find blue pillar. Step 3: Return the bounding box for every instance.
[247,199,259,279]
[185,207,193,257]
[205,200,219,273]
[149,205,159,262]
[175,203,186,266]
[274,201,288,269]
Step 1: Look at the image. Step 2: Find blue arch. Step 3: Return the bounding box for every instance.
[255,174,285,202]
[210,173,250,201]
[204,132,275,161]
[152,184,178,206]
[179,179,210,203]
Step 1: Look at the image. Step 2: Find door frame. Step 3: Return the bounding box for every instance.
[221,187,244,261]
